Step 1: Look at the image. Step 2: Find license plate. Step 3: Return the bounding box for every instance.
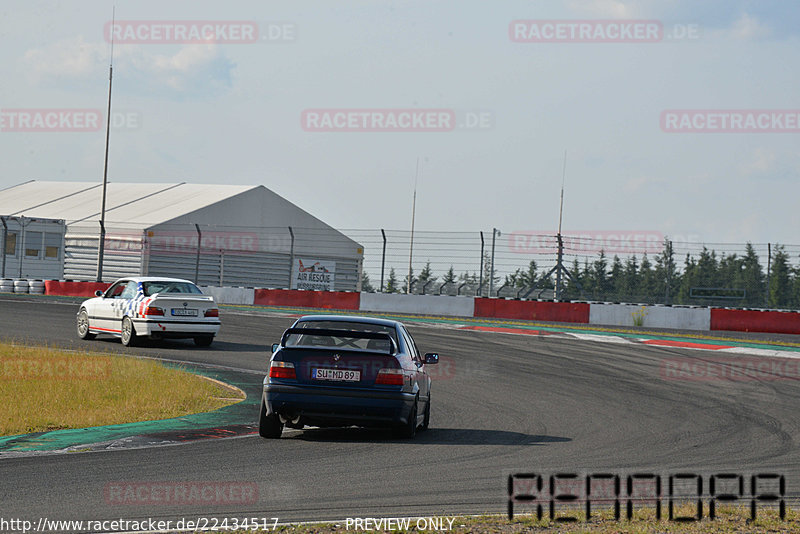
[171,308,198,317]
[312,368,360,382]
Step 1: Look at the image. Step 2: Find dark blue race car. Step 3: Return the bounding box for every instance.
[259,315,439,439]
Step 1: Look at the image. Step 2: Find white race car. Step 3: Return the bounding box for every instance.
[76,277,221,347]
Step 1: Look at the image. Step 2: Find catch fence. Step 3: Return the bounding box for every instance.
[46,222,800,310]
[343,229,800,310]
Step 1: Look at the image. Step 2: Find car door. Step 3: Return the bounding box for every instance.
[400,326,429,402]
[114,281,139,323]
[94,280,127,332]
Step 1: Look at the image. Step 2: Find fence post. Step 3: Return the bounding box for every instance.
[554,233,563,301]
[140,230,149,276]
[18,218,27,279]
[380,228,386,292]
[422,278,434,295]
[194,223,201,284]
[478,231,484,296]
[496,281,508,297]
[766,243,771,308]
[489,228,498,297]
[664,238,672,305]
[219,249,225,286]
[288,226,295,290]
[0,216,7,278]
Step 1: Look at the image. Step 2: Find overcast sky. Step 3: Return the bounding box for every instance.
[1,0,798,247]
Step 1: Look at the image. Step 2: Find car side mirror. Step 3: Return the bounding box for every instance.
[271,343,280,353]
[95,290,104,297]
[424,353,439,364]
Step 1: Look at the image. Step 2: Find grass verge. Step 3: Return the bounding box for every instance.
[0,343,244,436]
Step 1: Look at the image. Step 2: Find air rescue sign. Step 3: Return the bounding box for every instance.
[292,259,336,291]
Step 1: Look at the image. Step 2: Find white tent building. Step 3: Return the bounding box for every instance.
[0,181,363,290]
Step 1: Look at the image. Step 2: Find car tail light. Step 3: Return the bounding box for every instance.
[144,306,164,316]
[375,368,404,385]
[269,361,296,379]
[204,308,219,317]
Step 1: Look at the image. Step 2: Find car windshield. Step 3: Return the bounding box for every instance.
[286,321,398,352]
[142,281,203,296]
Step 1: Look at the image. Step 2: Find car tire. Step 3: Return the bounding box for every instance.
[120,317,138,347]
[421,393,430,432]
[193,335,214,347]
[77,309,96,340]
[396,398,418,439]
[259,400,283,438]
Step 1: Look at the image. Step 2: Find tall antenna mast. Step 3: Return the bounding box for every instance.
[407,158,419,294]
[555,150,567,300]
[558,149,566,235]
[525,150,584,302]
[96,6,115,282]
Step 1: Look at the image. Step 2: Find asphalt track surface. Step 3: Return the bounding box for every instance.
[2,296,800,529]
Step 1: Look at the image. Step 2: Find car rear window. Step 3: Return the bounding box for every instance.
[288,321,399,351]
[142,281,203,296]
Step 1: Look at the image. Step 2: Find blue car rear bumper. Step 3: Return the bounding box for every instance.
[263,382,416,427]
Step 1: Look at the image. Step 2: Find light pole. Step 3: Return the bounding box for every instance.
[96,8,115,282]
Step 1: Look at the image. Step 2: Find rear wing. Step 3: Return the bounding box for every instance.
[280,328,398,355]
[150,293,213,300]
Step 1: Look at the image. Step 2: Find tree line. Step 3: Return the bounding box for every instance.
[362,242,800,310]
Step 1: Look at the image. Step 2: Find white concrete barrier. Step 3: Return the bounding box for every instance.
[359,293,475,317]
[589,303,711,331]
[200,286,255,305]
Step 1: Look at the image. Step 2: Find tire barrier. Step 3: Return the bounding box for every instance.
[28,280,45,294]
[13,280,29,294]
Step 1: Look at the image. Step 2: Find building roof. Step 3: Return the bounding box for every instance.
[0,181,256,228]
